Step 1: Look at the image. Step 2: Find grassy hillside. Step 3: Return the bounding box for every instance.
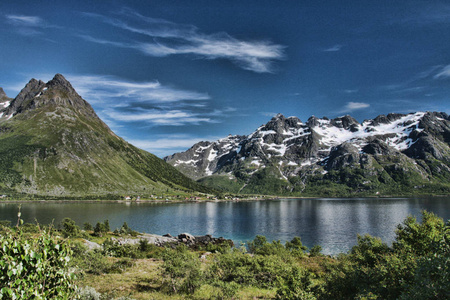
[0,80,212,199]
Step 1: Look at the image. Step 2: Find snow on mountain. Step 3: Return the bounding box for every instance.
[165,111,450,188]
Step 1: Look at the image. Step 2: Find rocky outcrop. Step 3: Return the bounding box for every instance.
[166,111,450,196]
[0,88,8,101]
[3,74,99,121]
[109,232,233,249]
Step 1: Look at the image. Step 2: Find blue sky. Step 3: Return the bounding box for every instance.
[1,0,450,157]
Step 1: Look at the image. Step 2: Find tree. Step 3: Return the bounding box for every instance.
[61,217,80,238]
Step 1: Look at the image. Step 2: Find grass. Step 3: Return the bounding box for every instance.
[77,258,169,300]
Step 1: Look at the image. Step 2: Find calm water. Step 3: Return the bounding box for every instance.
[1,197,449,255]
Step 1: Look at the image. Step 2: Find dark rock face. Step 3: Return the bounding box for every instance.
[325,143,360,171]
[363,140,396,156]
[4,78,46,116]
[166,111,450,195]
[3,74,99,120]
[0,88,8,100]
[173,233,234,249]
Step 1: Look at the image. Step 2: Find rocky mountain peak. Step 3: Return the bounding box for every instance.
[2,74,98,120]
[261,114,303,134]
[47,73,76,93]
[0,88,8,100]
[166,110,450,196]
[306,116,320,127]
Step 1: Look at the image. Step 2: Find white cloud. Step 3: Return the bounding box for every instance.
[260,112,279,117]
[81,10,285,73]
[342,102,370,112]
[127,134,221,157]
[343,89,358,94]
[5,14,62,38]
[323,44,343,52]
[66,74,209,104]
[104,109,213,125]
[434,64,450,79]
[6,15,43,26]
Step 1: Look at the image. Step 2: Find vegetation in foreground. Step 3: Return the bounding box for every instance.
[0,211,448,299]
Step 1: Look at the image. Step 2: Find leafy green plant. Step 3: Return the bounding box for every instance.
[160,245,203,294]
[0,226,77,298]
[93,220,110,237]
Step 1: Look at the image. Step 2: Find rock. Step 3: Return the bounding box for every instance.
[178,233,195,241]
[0,88,8,100]
[82,239,101,251]
[164,110,450,196]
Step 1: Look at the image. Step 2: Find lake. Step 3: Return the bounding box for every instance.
[1,197,449,255]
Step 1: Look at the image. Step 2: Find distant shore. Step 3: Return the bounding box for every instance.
[1,194,449,204]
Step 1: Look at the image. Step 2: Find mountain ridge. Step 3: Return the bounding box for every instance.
[0,74,212,198]
[165,111,450,197]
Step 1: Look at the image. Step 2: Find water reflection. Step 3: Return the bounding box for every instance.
[0,197,449,255]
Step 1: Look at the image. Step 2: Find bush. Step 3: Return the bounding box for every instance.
[275,266,316,299]
[83,222,93,231]
[394,211,446,256]
[102,238,142,258]
[0,229,77,298]
[160,245,203,294]
[309,245,323,257]
[319,210,449,299]
[113,222,139,237]
[93,220,110,237]
[61,217,81,238]
[77,286,101,300]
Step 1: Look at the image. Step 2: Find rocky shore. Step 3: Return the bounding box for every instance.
[83,232,233,250]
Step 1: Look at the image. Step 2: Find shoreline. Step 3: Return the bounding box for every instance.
[0,194,448,204]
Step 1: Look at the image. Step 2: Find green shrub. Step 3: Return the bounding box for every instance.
[113,222,139,237]
[102,238,142,258]
[0,229,77,299]
[0,220,11,227]
[275,266,316,299]
[160,245,203,294]
[309,245,323,257]
[319,210,449,299]
[61,217,81,238]
[83,222,93,231]
[77,286,101,300]
[93,220,110,237]
[394,211,446,256]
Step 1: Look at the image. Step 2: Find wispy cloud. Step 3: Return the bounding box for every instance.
[6,15,43,26]
[343,89,358,94]
[80,9,285,73]
[128,134,221,157]
[434,64,450,79]
[323,44,343,52]
[341,102,370,112]
[67,74,209,104]
[5,14,62,38]
[61,74,230,127]
[104,109,213,125]
[260,112,279,117]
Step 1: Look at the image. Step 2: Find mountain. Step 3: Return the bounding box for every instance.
[0,74,211,198]
[165,112,450,197]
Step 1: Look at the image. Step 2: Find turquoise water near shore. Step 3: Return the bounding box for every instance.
[1,197,449,255]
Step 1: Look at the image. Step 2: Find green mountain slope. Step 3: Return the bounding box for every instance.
[0,74,212,198]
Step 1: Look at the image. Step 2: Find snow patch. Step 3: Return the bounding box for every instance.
[251,160,261,166]
[174,159,199,167]
[207,149,218,162]
[0,101,10,108]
